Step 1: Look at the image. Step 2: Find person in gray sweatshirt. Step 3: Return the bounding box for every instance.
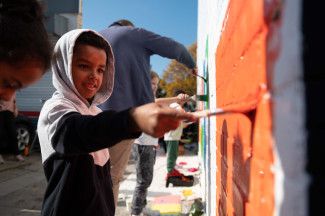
[37,29,197,216]
[99,19,197,204]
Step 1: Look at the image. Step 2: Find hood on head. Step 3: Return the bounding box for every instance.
[51,29,114,107]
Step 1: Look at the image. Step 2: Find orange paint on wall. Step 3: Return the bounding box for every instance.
[214,0,277,215]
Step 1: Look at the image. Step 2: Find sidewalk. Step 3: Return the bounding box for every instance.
[0,154,34,173]
[0,149,203,215]
[116,146,203,215]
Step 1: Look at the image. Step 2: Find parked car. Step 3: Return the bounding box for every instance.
[15,71,56,155]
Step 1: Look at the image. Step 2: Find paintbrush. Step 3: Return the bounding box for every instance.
[191,84,270,118]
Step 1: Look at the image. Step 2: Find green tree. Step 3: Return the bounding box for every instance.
[160,42,197,97]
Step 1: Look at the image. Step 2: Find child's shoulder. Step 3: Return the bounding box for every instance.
[43,97,75,110]
[40,98,78,121]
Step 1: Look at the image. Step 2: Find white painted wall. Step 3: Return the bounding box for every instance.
[197,0,229,215]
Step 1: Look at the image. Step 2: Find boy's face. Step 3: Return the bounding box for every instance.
[72,44,106,102]
[0,60,44,101]
[151,77,159,94]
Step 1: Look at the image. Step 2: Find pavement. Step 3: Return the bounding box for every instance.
[0,153,45,216]
[0,144,203,216]
[116,145,204,216]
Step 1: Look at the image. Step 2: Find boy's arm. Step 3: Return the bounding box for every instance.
[51,103,198,155]
[52,109,141,155]
[155,94,190,106]
[129,102,197,138]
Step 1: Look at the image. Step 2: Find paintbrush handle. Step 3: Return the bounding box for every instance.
[192,108,226,118]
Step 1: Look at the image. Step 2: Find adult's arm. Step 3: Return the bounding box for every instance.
[137,28,196,69]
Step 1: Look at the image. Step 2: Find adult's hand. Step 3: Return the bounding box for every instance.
[191,68,198,76]
[129,102,197,137]
[191,68,207,82]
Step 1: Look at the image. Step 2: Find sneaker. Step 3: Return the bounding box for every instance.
[15,154,25,162]
[166,168,183,178]
[166,169,194,187]
[0,154,5,164]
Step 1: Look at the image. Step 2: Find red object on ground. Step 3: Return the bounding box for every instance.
[188,168,199,172]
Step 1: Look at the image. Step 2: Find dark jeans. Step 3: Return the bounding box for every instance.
[0,110,19,155]
[131,144,156,215]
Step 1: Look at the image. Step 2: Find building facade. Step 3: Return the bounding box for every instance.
[16,0,82,116]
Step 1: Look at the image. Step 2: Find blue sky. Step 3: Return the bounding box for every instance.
[83,0,197,76]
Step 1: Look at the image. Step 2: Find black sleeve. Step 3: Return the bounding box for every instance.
[51,109,141,155]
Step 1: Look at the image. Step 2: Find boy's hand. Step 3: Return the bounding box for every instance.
[129,103,197,137]
[177,93,190,104]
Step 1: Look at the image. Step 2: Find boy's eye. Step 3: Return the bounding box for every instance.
[98,68,105,74]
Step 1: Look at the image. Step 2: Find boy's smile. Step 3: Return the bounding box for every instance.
[72,44,107,102]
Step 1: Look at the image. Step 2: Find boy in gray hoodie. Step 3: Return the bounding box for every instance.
[37,29,196,216]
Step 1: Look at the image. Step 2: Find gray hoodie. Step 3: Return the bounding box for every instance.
[37,29,139,216]
[38,29,114,166]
